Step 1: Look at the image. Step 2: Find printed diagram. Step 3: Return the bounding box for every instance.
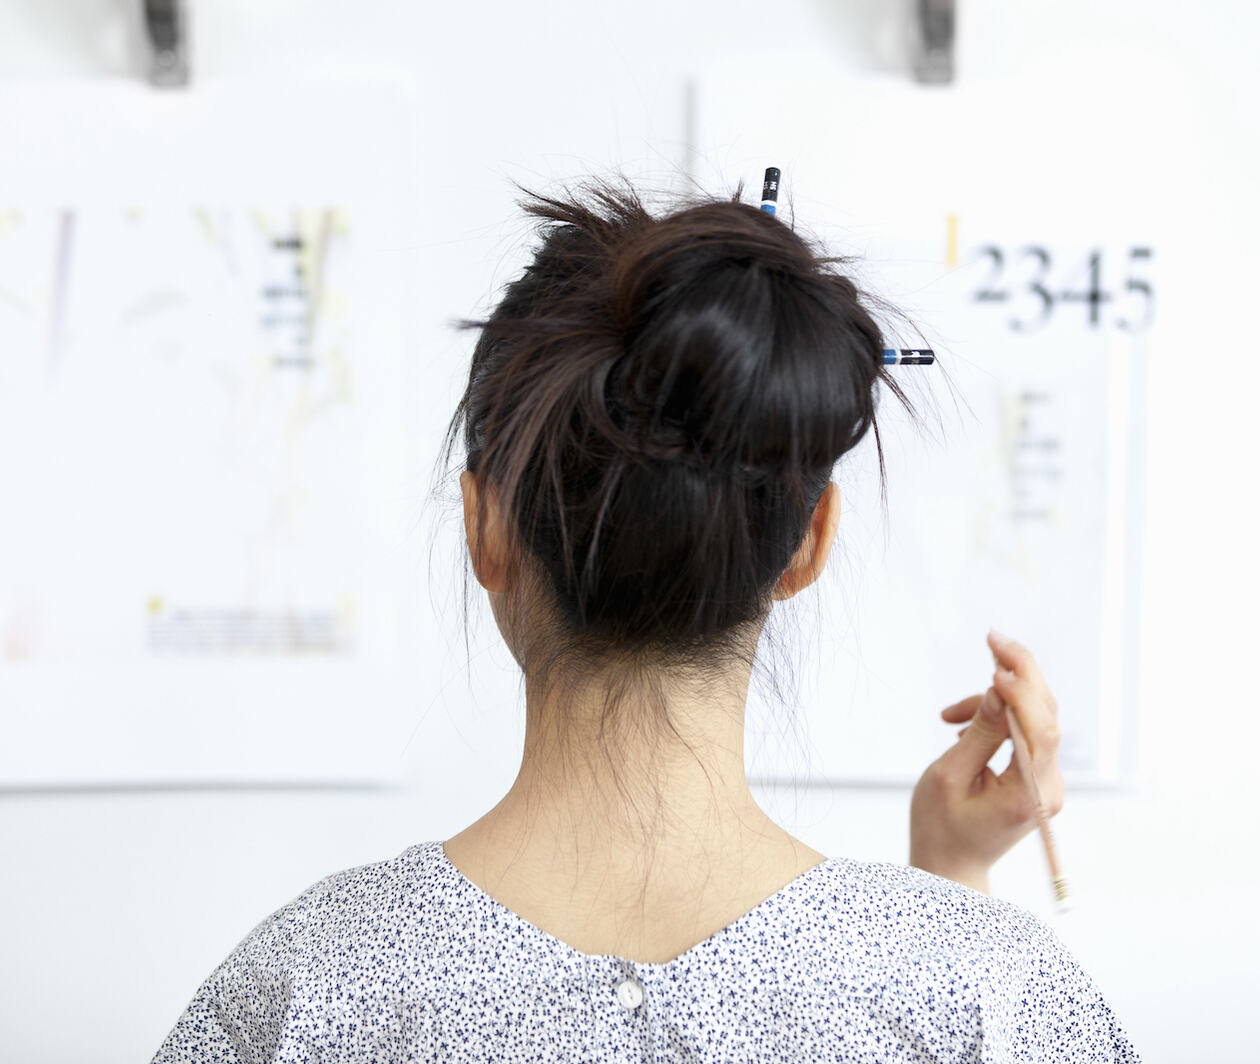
[1005,390,1063,525]
[0,207,358,663]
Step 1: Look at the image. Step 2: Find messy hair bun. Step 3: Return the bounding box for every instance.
[447,178,920,656]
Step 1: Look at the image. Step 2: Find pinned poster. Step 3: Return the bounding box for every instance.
[0,77,425,786]
[691,68,1162,786]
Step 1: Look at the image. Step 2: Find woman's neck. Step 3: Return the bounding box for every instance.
[444,657,826,943]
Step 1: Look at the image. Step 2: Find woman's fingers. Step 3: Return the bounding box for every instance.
[987,630,1055,715]
[987,634,1064,817]
[989,632,1058,732]
[992,664,1061,765]
[940,693,985,723]
[996,740,1066,819]
[991,665,1059,726]
[942,635,1063,799]
[937,689,1011,786]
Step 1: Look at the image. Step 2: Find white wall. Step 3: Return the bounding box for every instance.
[2,2,1257,1061]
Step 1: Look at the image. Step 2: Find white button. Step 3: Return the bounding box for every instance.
[615,978,643,1010]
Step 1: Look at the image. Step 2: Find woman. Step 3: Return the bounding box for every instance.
[154,180,1140,1061]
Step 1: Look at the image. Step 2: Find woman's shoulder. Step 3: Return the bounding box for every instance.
[812,854,1052,944]
[797,854,1070,973]
[790,856,1139,1060]
[152,842,454,1063]
[229,840,454,969]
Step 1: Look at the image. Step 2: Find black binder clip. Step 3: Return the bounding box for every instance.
[911,0,954,85]
[144,0,189,87]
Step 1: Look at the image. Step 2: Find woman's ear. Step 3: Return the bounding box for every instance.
[460,470,512,593]
[773,482,841,601]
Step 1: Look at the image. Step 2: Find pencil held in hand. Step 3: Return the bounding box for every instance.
[988,629,1072,913]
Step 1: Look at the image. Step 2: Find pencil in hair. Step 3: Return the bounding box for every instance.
[760,167,780,215]
[883,349,935,365]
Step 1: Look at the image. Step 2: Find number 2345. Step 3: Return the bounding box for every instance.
[972,246,1153,332]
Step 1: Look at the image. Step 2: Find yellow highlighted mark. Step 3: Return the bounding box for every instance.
[946,212,959,267]
[147,596,163,615]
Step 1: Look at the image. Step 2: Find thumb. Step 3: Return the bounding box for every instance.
[947,688,1009,776]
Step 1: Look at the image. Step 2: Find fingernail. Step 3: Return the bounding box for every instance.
[989,628,1012,645]
[981,689,1002,720]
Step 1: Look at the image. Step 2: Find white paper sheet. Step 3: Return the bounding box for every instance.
[0,78,424,785]
[692,70,1154,785]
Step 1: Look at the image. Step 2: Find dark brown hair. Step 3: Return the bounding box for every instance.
[446,177,925,668]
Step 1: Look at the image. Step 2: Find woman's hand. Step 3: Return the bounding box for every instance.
[908,630,1065,894]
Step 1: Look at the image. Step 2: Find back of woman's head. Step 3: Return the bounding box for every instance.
[448,177,919,667]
